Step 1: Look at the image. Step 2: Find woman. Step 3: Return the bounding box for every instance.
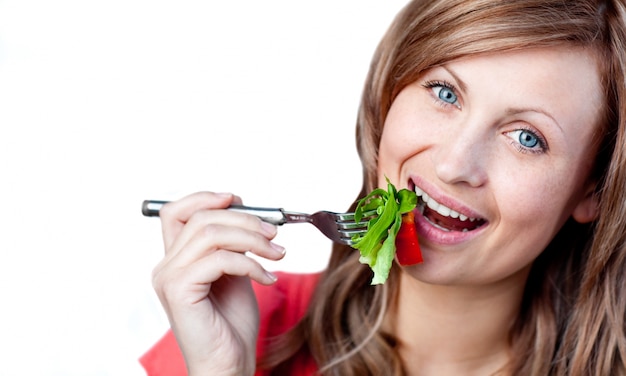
[142,0,626,374]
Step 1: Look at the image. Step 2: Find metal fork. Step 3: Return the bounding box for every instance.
[141,200,376,246]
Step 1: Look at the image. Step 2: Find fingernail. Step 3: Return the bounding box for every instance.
[265,270,278,282]
[270,242,286,256]
[261,221,277,236]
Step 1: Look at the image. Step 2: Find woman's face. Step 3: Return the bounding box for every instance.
[377,46,603,286]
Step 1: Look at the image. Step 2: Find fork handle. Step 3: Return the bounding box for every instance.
[227,205,287,225]
[141,200,288,225]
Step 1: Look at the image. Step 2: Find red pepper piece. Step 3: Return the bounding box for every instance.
[395,211,423,265]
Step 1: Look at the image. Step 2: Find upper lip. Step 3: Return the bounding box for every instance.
[409,176,487,221]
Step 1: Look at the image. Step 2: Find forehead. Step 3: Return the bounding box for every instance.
[448,46,602,85]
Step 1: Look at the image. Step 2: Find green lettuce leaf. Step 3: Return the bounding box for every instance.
[351,177,417,284]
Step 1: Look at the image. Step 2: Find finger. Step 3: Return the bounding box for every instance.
[165,209,278,259]
[231,194,243,205]
[161,223,285,273]
[160,192,235,250]
[154,249,277,310]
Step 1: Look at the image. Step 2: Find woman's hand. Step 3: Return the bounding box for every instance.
[151,192,285,376]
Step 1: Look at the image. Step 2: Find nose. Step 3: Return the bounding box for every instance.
[431,125,488,187]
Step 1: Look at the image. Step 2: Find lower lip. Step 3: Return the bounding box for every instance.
[413,208,487,245]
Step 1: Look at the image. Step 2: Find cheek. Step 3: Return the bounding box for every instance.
[378,127,406,161]
[480,180,566,281]
[378,105,431,174]
[377,122,420,185]
[377,133,400,187]
[494,170,575,257]
[378,114,403,167]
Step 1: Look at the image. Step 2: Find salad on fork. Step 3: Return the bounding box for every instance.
[141,178,422,285]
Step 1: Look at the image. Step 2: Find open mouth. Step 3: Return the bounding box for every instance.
[415,186,487,232]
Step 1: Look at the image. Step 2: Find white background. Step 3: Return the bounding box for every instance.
[0,1,409,375]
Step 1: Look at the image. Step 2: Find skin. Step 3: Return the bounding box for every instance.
[151,46,603,376]
[377,46,603,374]
[152,192,283,375]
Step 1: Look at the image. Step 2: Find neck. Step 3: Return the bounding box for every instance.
[387,269,528,376]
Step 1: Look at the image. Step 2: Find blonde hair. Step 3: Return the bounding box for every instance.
[260,1,626,374]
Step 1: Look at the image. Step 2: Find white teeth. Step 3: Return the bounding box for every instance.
[414,186,476,221]
[436,204,451,217]
[426,199,439,211]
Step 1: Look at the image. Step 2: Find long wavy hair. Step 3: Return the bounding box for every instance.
[260,0,626,374]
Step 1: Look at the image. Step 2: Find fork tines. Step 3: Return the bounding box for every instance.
[336,209,377,243]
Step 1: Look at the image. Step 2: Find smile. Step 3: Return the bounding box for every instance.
[414,186,487,232]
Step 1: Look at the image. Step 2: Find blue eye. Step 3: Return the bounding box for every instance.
[435,86,458,104]
[518,130,538,148]
[423,80,460,108]
[505,129,547,154]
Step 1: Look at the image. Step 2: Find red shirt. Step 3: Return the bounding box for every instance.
[140,272,320,375]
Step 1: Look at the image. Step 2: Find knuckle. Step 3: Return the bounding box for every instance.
[153,270,186,301]
[202,223,223,238]
[151,264,167,293]
[160,278,183,300]
[186,209,207,226]
[151,262,182,299]
[210,249,230,265]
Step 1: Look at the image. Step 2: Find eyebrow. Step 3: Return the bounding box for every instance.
[505,107,563,133]
[442,65,468,93]
[443,65,563,133]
